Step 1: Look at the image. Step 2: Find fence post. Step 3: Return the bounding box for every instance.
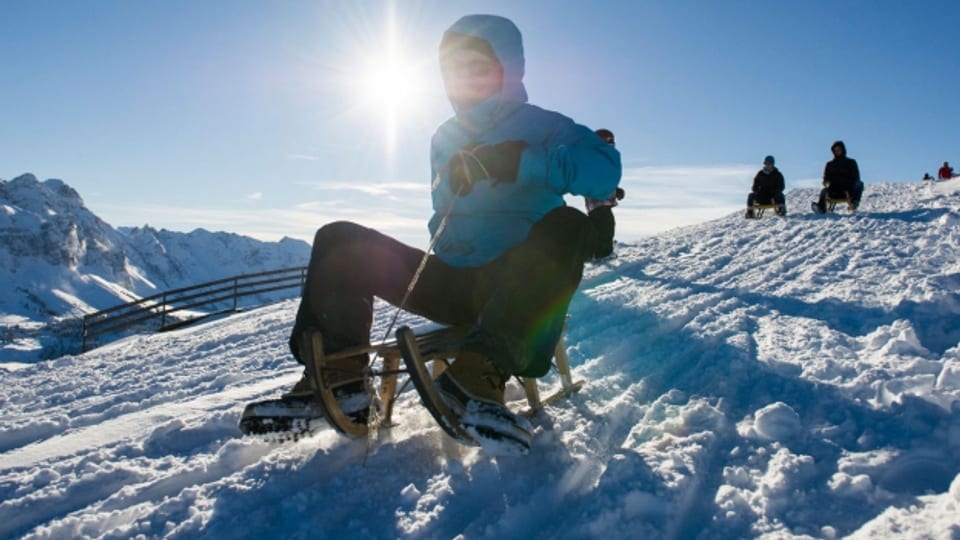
[233,277,239,311]
[161,293,168,329]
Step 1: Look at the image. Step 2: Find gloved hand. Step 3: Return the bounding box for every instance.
[448,140,527,196]
[615,187,625,200]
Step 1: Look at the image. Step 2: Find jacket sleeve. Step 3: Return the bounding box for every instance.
[851,159,861,184]
[775,171,785,192]
[516,123,621,200]
[752,172,762,193]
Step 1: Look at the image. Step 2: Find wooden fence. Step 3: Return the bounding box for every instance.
[81,266,307,352]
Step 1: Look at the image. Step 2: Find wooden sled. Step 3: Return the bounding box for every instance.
[746,202,782,219]
[299,324,584,440]
[826,193,856,213]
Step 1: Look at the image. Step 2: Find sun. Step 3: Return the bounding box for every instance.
[331,4,434,158]
[357,49,425,116]
[351,35,432,160]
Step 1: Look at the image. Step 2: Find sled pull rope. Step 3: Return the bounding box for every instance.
[362,151,488,461]
[379,150,489,344]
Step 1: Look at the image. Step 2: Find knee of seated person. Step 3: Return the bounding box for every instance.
[313,221,365,249]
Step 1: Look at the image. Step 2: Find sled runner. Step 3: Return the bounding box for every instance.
[827,194,856,213]
[239,325,584,450]
[812,192,856,214]
[745,202,784,219]
[395,325,583,453]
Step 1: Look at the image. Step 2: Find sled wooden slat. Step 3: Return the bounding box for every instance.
[396,327,478,444]
[753,203,777,219]
[299,324,581,440]
[826,191,855,213]
[304,330,369,438]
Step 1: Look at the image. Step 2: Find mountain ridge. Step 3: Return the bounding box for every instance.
[0,173,311,361]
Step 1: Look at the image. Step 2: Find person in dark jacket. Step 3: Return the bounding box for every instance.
[584,128,626,259]
[813,140,863,213]
[745,155,786,218]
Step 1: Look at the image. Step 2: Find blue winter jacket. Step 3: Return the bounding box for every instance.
[429,14,622,267]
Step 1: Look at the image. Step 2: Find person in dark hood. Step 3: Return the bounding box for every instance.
[278,14,621,451]
[745,155,786,218]
[813,140,863,213]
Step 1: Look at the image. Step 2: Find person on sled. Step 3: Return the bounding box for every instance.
[744,155,786,218]
[813,140,863,213]
[584,128,625,259]
[282,14,621,444]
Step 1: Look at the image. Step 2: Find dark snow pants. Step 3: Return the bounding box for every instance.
[289,206,596,378]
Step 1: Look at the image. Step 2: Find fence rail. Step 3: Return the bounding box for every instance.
[81,266,307,352]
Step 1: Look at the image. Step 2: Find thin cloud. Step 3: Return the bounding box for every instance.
[93,197,433,248]
[301,181,427,196]
[93,163,813,251]
[621,164,754,206]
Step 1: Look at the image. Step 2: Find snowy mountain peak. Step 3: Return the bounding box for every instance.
[1,172,119,270]
[3,173,86,215]
[0,173,311,362]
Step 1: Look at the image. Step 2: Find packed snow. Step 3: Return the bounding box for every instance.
[1,180,959,539]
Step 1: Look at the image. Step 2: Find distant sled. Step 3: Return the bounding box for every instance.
[745,202,786,219]
[812,193,858,214]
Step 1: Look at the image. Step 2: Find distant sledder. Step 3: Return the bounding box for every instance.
[812,140,863,214]
[938,161,955,181]
[744,155,787,219]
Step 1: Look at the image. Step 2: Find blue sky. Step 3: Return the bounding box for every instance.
[2,1,958,247]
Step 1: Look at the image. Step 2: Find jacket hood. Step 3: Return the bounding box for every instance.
[831,140,847,157]
[441,14,528,123]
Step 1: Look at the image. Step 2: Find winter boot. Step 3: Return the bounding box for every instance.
[440,350,506,405]
[776,205,787,217]
[811,201,826,214]
[436,350,533,453]
[744,208,756,219]
[284,353,372,422]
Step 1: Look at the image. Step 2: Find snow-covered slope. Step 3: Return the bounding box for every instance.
[0,173,311,361]
[0,180,958,539]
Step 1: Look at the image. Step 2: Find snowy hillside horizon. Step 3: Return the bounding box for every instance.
[0,173,310,362]
[1,178,958,539]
